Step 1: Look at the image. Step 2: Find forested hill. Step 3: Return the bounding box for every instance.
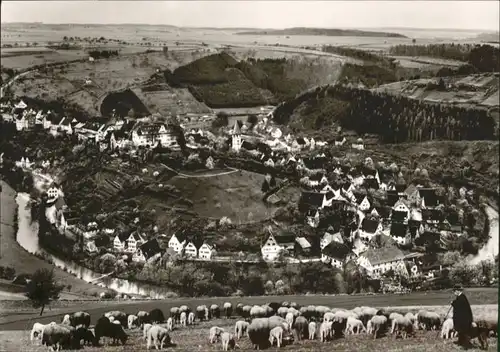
[272,84,498,143]
[236,27,407,38]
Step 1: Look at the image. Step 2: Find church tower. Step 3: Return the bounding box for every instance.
[231,120,242,152]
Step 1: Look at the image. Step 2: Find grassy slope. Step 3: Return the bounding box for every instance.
[236,27,407,38]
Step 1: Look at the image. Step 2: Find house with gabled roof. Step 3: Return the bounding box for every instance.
[114,232,130,252]
[298,191,328,213]
[321,241,352,269]
[184,237,204,258]
[357,246,405,277]
[355,195,371,212]
[133,238,162,263]
[131,122,178,148]
[305,208,320,228]
[334,135,347,146]
[168,233,187,254]
[59,117,73,134]
[351,138,364,150]
[85,240,98,254]
[261,232,296,262]
[418,188,439,209]
[422,209,444,224]
[321,227,344,250]
[198,242,216,260]
[392,198,410,221]
[357,218,383,241]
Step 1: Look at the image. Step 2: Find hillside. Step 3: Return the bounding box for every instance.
[164,53,343,108]
[236,27,407,38]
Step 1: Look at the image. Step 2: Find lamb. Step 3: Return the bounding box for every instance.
[345,317,366,335]
[31,322,56,342]
[180,312,187,327]
[391,316,415,339]
[440,318,455,339]
[319,321,333,342]
[166,317,173,331]
[143,323,153,341]
[209,326,225,344]
[234,320,249,339]
[187,312,195,325]
[269,326,284,348]
[220,332,237,351]
[370,315,388,339]
[308,321,317,340]
[146,325,171,350]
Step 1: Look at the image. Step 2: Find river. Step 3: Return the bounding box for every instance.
[468,205,499,265]
[15,192,169,299]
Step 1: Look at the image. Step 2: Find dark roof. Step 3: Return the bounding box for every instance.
[60,117,71,126]
[386,192,400,206]
[51,115,64,125]
[362,167,377,177]
[362,246,405,265]
[140,239,162,259]
[241,140,255,150]
[309,173,324,181]
[342,182,352,191]
[173,232,188,243]
[299,191,325,209]
[392,210,407,222]
[419,188,439,207]
[136,123,168,136]
[422,209,444,222]
[335,135,346,142]
[361,218,379,233]
[376,206,391,219]
[117,232,130,242]
[274,234,296,246]
[355,195,368,205]
[363,178,379,190]
[296,137,306,145]
[187,237,204,249]
[322,241,350,260]
[395,184,407,193]
[390,223,408,238]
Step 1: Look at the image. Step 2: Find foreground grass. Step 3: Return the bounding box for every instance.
[0,311,497,352]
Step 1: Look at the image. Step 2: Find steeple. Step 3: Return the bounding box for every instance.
[232,120,241,135]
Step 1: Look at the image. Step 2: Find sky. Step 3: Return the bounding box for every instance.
[1,1,499,31]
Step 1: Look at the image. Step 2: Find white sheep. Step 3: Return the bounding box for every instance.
[320,321,333,342]
[180,312,187,327]
[308,321,317,340]
[346,316,366,335]
[146,325,171,350]
[269,326,284,348]
[441,318,456,339]
[209,326,225,344]
[234,320,249,339]
[220,332,238,351]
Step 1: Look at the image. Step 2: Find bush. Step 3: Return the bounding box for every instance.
[0,266,16,280]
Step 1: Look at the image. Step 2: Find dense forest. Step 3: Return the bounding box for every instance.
[274,84,497,143]
[389,44,500,72]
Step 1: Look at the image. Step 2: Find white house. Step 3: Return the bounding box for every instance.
[321,242,351,269]
[390,223,410,246]
[357,247,405,277]
[133,238,162,263]
[357,218,383,241]
[113,233,128,252]
[334,136,347,146]
[261,233,296,262]
[356,196,371,212]
[352,138,364,150]
[184,241,199,258]
[198,243,216,260]
[85,240,98,254]
[131,122,177,148]
[231,121,242,152]
[306,209,320,228]
[392,199,410,218]
[168,234,187,254]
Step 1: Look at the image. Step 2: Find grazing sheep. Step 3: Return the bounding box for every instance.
[170,307,180,323]
[241,305,252,320]
[73,326,95,347]
[95,316,128,346]
[61,314,71,326]
[180,312,187,327]
[416,310,440,330]
[285,312,295,327]
[323,312,335,322]
[308,321,317,340]
[370,315,388,339]
[346,317,366,335]
[210,304,221,319]
[319,321,333,342]
[234,320,250,339]
[269,326,284,348]
[389,313,405,334]
[441,318,455,339]
[31,322,56,342]
[104,311,128,327]
[277,307,289,318]
[41,324,78,351]
[209,326,225,344]
[143,324,153,341]
[250,305,267,319]
[404,312,417,330]
[146,325,171,350]
[128,315,139,330]
[166,317,173,331]
[137,311,151,327]
[221,332,237,351]
[149,308,165,324]
[366,320,373,334]
[187,312,195,325]
[392,316,415,339]
[293,316,309,341]
[223,302,233,318]
[248,318,271,350]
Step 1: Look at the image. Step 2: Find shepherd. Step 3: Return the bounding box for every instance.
[451,284,473,349]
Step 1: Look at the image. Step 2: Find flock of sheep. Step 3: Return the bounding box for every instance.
[30,301,497,351]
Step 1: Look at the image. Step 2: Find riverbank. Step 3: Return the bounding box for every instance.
[0,181,106,299]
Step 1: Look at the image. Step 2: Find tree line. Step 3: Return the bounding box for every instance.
[273,84,497,143]
[88,50,119,60]
[389,44,500,72]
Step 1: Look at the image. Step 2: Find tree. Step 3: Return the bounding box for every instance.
[25,269,63,316]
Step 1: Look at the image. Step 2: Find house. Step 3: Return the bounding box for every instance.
[114,233,130,252]
[418,188,439,208]
[298,191,328,213]
[42,112,54,129]
[390,223,410,246]
[198,242,216,260]
[358,218,383,241]
[184,238,203,258]
[356,196,371,212]
[357,246,405,277]
[334,135,347,146]
[131,122,178,148]
[363,178,379,190]
[392,199,410,220]
[321,227,344,250]
[351,138,364,150]
[46,184,60,203]
[59,117,73,134]
[231,121,242,152]
[15,114,30,131]
[168,233,187,254]
[415,230,442,249]
[261,233,296,261]
[133,238,162,263]
[85,240,98,254]
[321,241,351,269]
[306,209,320,228]
[295,237,313,254]
[422,209,444,224]
[125,233,146,253]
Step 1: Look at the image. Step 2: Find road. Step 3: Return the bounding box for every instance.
[0,288,497,330]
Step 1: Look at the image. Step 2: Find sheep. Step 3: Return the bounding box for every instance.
[269,326,284,348]
[137,311,151,328]
[440,318,455,339]
[319,321,333,342]
[417,311,441,331]
[285,312,295,327]
[31,322,56,342]
[234,320,249,339]
[143,323,153,341]
[345,317,366,335]
[146,325,171,350]
[187,312,195,325]
[404,312,417,330]
[308,321,317,340]
[277,307,289,318]
[391,316,415,339]
[370,315,388,339]
[220,332,237,351]
[180,312,187,327]
[128,315,139,330]
[61,314,71,326]
[366,320,373,334]
[166,317,173,331]
[389,313,405,334]
[293,316,309,341]
[209,326,225,344]
[223,302,233,318]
